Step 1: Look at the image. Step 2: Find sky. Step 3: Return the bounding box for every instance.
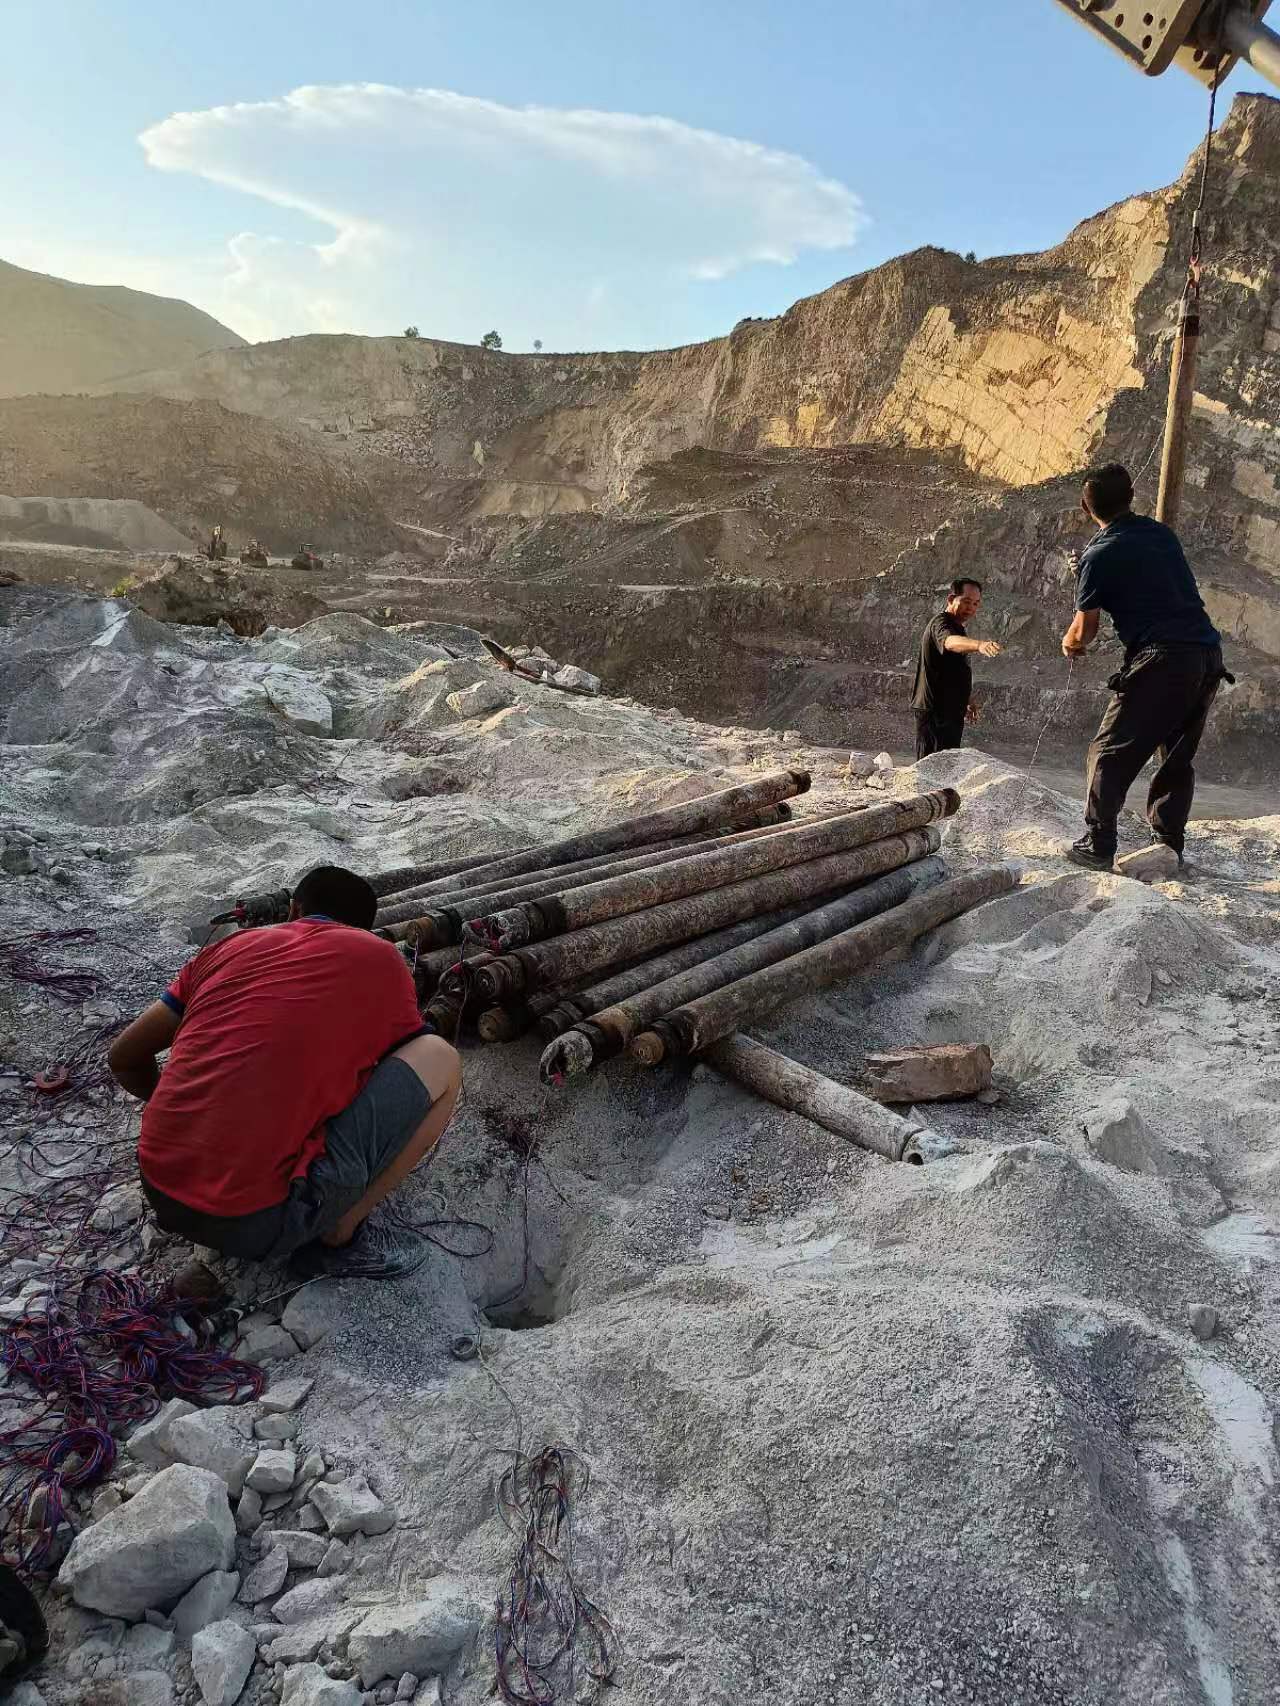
[1,1,1265,352]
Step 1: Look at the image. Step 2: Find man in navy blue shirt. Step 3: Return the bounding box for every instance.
[1061,463,1229,872]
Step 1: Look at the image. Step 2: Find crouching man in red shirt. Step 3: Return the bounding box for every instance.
[109,865,461,1281]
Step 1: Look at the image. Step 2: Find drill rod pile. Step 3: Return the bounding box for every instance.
[369,768,809,919]
[538,855,948,1082]
[465,823,945,1006]
[627,864,1018,1066]
[378,809,842,944]
[476,791,957,952]
[366,777,1016,1160]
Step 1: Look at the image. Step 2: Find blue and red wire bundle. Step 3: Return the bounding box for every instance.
[494,1444,618,1706]
[0,1270,263,1574]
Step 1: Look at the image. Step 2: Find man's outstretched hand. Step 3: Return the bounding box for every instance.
[977,640,1001,658]
[1061,609,1099,658]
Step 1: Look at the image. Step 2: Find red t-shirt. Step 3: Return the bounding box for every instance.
[139,920,426,1217]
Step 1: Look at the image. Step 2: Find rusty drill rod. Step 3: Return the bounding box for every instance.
[478,906,815,1045]
[377,835,691,929]
[368,847,532,899]
[377,805,832,926]
[380,810,852,945]
[528,901,822,1042]
[630,863,1018,1066]
[474,954,663,1044]
[483,791,959,951]
[541,855,947,1082]
[388,769,809,909]
[1155,291,1200,529]
[470,826,943,1006]
[704,1034,957,1165]
[373,803,797,919]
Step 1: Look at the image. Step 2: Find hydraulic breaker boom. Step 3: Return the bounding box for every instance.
[1050,0,1279,90]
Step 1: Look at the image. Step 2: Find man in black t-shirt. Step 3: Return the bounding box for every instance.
[1061,463,1229,872]
[911,578,1002,759]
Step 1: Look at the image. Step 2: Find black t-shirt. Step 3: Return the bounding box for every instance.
[911,612,970,720]
[1076,513,1220,658]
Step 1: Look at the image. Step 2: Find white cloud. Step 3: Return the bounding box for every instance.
[131,82,864,346]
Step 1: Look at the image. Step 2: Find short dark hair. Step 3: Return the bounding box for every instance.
[949,577,982,598]
[1083,463,1134,523]
[292,865,378,929]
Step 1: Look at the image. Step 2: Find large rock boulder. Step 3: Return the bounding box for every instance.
[219,662,334,737]
[57,1464,235,1618]
[347,1580,486,1686]
[552,664,601,695]
[127,1397,197,1469]
[444,677,514,720]
[192,1619,257,1706]
[166,1406,258,1495]
[308,1473,395,1537]
[281,1663,362,1706]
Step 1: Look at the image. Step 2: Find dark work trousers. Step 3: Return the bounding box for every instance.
[1084,644,1225,855]
[915,712,965,760]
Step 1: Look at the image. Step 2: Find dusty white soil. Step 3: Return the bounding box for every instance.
[3,586,1279,1706]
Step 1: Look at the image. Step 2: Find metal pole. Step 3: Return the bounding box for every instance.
[1222,8,1280,90]
[1155,293,1201,527]
[704,1034,952,1165]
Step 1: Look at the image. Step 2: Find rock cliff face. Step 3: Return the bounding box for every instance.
[98,96,1280,533]
[16,95,1280,768]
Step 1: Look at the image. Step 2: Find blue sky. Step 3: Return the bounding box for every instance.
[2,0,1261,351]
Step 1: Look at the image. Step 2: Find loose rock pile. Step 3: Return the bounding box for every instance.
[5,586,1280,1705]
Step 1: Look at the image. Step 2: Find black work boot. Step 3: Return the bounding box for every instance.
[1150,833,1186,868]
[1066,834,1115,873]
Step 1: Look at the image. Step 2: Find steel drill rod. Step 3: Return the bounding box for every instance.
[482,791,959,952]
[368,847,532,899]
[378,812,843,943]
[374,800,801,919]
[1155,293,1200,528]
[411,942,486,1000]
[477,907,815,1045]
[382,769,809,910]
[527,901,821,1042]
[377,835,691,928]
[469,827,944,1006]
[540,856,947,1082]
[379,827,716,918]
[474,954,659,1044]
[629,864,1018,1066]
[704,1034,955,1165]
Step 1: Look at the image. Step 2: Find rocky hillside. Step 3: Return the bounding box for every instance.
[0,396,409,556]
[94,94,1280,548]
[0,258,245,398]
[9,96,1280,771]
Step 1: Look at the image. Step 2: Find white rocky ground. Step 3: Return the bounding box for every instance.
[2,585,1280,1706]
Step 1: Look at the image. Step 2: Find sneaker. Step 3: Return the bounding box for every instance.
[288,1219,430,1282]
[1066,836,1115,873]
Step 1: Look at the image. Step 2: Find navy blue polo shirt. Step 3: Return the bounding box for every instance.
[1076,512,1219,658]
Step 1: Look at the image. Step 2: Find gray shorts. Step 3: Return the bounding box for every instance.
[141,1054,432,1263]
